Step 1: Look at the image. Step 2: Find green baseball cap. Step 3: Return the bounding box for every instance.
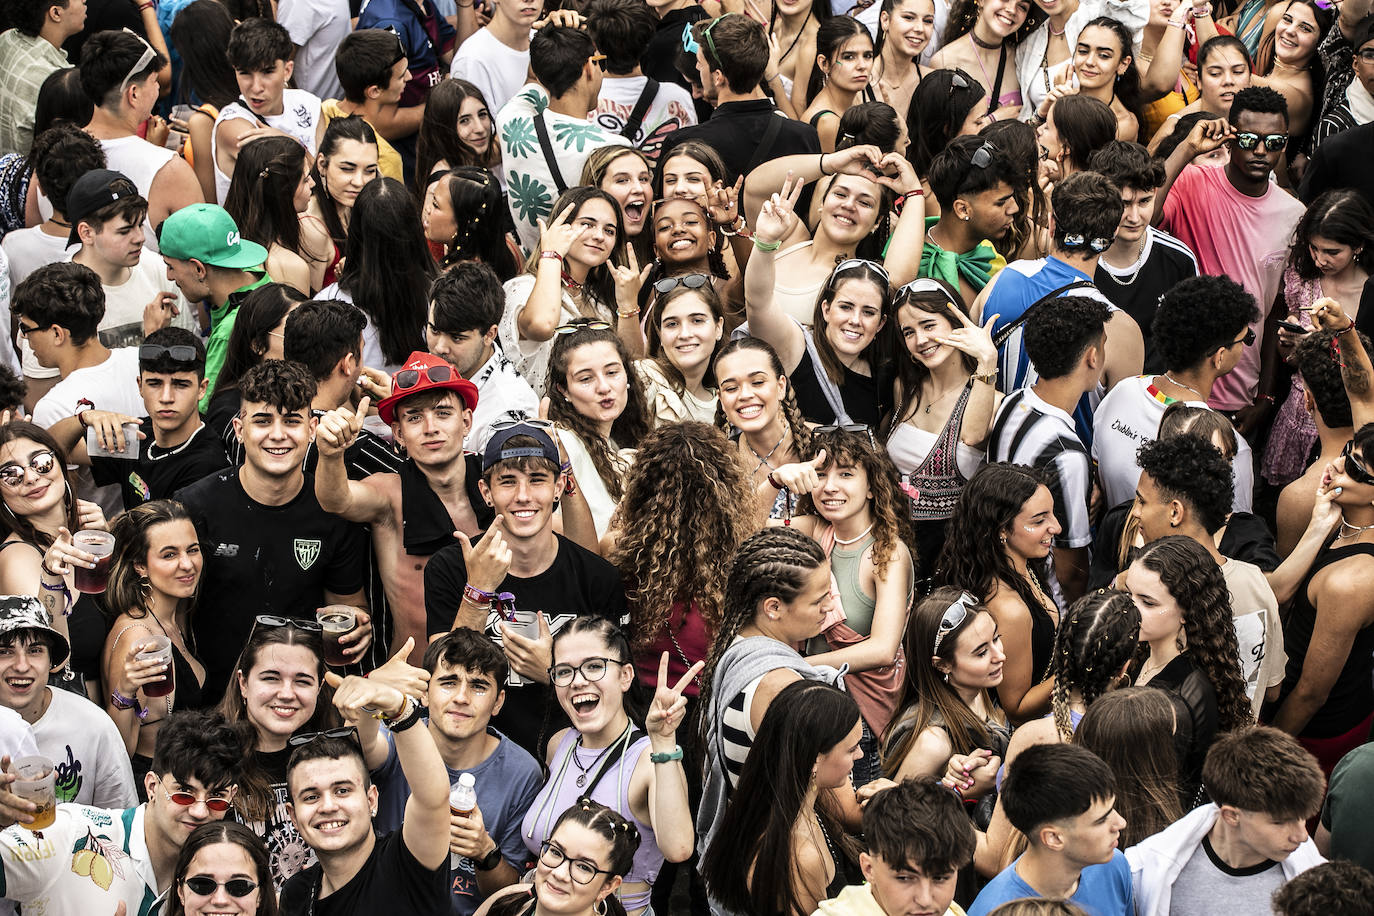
[159,203,268,269]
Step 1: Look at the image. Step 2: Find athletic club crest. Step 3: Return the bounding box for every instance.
[293,539,321,570]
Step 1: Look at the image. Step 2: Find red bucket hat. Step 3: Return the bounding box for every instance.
[377,351,479,424]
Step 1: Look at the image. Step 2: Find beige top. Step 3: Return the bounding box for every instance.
[635,359,717,427]
[1220,557,1286,720]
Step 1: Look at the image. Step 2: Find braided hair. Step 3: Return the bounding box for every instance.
[1048,590,1141,742]
[698,528,828,723]
[711,337,816,459]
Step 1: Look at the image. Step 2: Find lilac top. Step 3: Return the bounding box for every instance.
[521,729,660,911]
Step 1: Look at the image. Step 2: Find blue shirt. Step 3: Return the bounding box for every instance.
[371,724,542,916]
[968,850,1135,916]
[357,0,455,106]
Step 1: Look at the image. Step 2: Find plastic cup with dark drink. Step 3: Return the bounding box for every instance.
[317,606,357,668]
[71,530,115,594]
[138,636,175,699]
[13,756,56,830]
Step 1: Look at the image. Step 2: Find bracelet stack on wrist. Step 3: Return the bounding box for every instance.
[463,583,495,608]
[539,250,563,264]
[753,236,782,252]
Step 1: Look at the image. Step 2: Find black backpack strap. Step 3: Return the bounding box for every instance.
[991,280,1096,349]
[986,43,1009,117]
[533,111,568,195]
[621,78,659,141]
[744,111,786,176]
[235,97,271,128]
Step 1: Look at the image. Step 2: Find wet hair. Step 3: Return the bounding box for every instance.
[432,167,521,281]
[0,421,78,548]
[423,626,509,686]
[836,101,902,153]
[169,0,238,108]
[106,500,200,622]
[909,72,988,181]
[521,186,627,312]
[283,299,366,381]
[608,422,755,651]
[225,17,294,71]
[1203,725,1325,819]
[1088,140,1166,193]
[692,14,770,94]
[1001,743,1117,839]
[1136,434,1233,534]
[309,115,380,247]
[546,321,652,499]
[12,260,104,345]
[237,359,317,415]
[806,16,873,103]
[223,136,311,260]
[884,279,974,430]
[1272,860,1374,916]
[1074,686,1184,848]
[532,25,597,98]
[1290,189,1374,281]
[1150,275,1259,373]
[811,258,893,385]
[1048,589,1141,742]
[34,66,93,136]
[167,823,277,916]
[701,680,861,916]
[151,710,243,793]
[862,778,975,874]
[1129,536,1252,734]
[585,0,657,74]
[1023,294,1110,380]
[884,587,1000,776]
[79,29,167,108]
[428,260,505,338]
[335,29,404,104]
[710,336,815,460]
[1050,170,1122,254]
[335,177,434,365]
[415,80,499,188]
[214,283,308,398]
[29,123,104,217]
[652,141,727,200]
[643,284,726,394]
[1295,328,1370,430]
[221,619,339,819]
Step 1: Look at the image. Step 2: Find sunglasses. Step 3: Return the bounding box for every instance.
[160,783,233,813]
[394,363,453,392]
[1341,439,1374,486]
[1233,131,1287,152]
[254,614,323,632]
[815,423,876,446]
[833,258,891,282]
[139,344,200,363]
[0,451,57,489]
[554,320,612,335]
[382,25,407,66]
[548,657,627,687]
[947,70,971,97]
[490,418,557,434]
[287,726,361,749]
[182,876,258,898]
[1228,328,1257,349]
[932,592,978,656]
[702,16,726,67]
[681,22,700,54]
[118,28,158,96]
[653,273,711,294]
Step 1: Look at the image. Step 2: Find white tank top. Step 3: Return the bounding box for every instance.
[211,89,322,204]
[99,136,175,253]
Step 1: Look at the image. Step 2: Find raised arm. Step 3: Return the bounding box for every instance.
[518,206,589,344]
[1152,118,1233,228]
[639,653,704,863]
[877,154,928,290]
[743,178,807,369]
[1312,298,1374,429]
[1267,482,1341,604]
[742,145,884,226]
[314,397,392,524]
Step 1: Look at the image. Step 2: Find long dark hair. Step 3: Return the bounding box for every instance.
[214,283,308,398]
[415,78,498,193]
[216,622,339,823]
[980,118,1045,257]
[105,500,200,622]
[1048,589,1141,741]
[1078,17,1145,142]
[884,278,974,433]
[0,422,78,549]
[521,187,627,314]
[642,283,727,396]
[906,68,986,177]
[546,321,652,500]
[167,822,278,916]
[1290,189,1374,281]
[223,136,311,259]
[651,140,727,200]
[434,167,521,280]
[1051,95,1117,172]
[937,463,1054,617]
[807,16,874,104]
[310,115,379,247]
[1129,536,1252,733]
[168,0,238,108]
[336,177,433,366]
[811,258,893,386]
[1256,0,1332,93]
[710,336,815,460]
[701,680,861,916]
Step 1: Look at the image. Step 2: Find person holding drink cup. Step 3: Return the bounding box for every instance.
[101,499,209,792]
[0,419,111,700]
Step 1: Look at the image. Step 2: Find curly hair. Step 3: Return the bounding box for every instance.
[1048,589,1141,742]
[937,464,1054,620]
[1129,536,1252,733]
[237,359,317,415]
[1150,275,1261,373]
[1272,860,1374,916]
[1289,189,1374,281]
[698,528,828,721]
[1296,328,1370,430]
[883,587,998,776]
[1022,294,1110,380]
[546,321,652,501]
[608,423,756,651]
[711,337,816,459]
[799,427,913,579]
[1136,434,1233,534]
[884,279,976,432]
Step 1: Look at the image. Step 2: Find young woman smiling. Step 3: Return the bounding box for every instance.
[305,115,381,274]
[415,79,501,193]
[872,0,938,123]
[101,500,208,789]
[1253,0,1331,141]
[583,147,654,254]
[643,197,736,319]
[503,187,645,396]
[168,823,276,916]
[938,464,1062,724]
[802,18,878,153]
[637,285,726,425]
[521,618,698,916]
[547,321,653,539]
[931,0,1033,122]
[883,279,1000,583]
[1016,0,1149,123]
[217,619,341,891]
[1066,17,1147,141]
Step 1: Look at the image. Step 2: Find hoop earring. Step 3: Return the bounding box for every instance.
[63,479,74,511]
[595,900,607,916]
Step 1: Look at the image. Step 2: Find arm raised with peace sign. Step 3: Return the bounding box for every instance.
[640,652,704,862]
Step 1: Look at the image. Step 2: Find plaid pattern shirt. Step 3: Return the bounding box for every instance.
[0,30,69,157]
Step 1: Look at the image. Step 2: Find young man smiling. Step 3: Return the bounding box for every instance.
[968,743,1133,915]
[174,360,370,699]
[423,422,627,756]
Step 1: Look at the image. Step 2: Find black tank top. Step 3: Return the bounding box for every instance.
[790,348,881,427]
[1280,541,1374,738]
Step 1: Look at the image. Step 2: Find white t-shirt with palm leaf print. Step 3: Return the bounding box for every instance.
[496,84,631,253]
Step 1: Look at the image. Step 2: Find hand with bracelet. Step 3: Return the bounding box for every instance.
[455,516,513,605]
[609,243,650,319]
[535,204,589,265]
[115,636,171,719]
[751,173,804,252]
[41,526,99,580]
[938,307,1001,383]
[644,651,705,757]
[703,175,745,234]
[766,448,829,495]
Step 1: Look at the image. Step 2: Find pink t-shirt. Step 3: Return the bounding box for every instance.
[1162,164,1304,411]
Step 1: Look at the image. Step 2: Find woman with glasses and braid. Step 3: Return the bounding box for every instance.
[521,617,697,916]
[216,618,340,891]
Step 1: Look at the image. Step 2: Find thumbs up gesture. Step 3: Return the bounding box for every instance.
[768,448,828,495]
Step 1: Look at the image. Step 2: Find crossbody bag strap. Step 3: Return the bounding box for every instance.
[582,725,645,798]
[987,43,1008,117]
[621,78,660,140]
[533,111,568,195]
[990,280,1096,349]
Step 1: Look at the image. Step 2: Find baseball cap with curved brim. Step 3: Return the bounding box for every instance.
[482,422,561,473]
[159,203,267,270]
[377,351,480,424]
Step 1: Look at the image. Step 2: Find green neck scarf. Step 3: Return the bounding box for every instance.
[919,216,1006,291]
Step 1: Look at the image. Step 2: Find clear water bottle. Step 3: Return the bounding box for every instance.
[449,773,477,869]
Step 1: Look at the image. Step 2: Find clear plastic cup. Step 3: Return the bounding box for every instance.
[137,635,175,699]
[500,610,540,686]
[72,530,115,594]
[13,756,56,830]
[317,606,357,668]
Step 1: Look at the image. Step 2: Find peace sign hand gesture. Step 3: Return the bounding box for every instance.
[938,311,999,376]
[753,173,803,246]
[645,651,704,742]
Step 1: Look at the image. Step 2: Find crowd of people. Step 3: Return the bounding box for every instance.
[0,0,1373,914]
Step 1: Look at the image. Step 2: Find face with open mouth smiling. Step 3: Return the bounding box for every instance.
[1273,2,1321,65]
[599,152,652,238]
[977,0,1031,39]
[821,277,887,360]
[653,198,713,268]
[0,635,52,720]
[812,458,873,528]
[898,303,958,370]
[552,632,633,733]
[234,401,315,481]
[480,464,560,539]
[238,643,321,747]
[820,176,882,247]
[715,349,787,435]
[1002,484,1061,562]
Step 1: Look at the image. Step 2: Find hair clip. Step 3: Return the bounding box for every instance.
[1063,233,1086,247]
[1089,237,1113,253]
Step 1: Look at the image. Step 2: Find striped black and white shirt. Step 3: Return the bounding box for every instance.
[988,387,1093,550]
